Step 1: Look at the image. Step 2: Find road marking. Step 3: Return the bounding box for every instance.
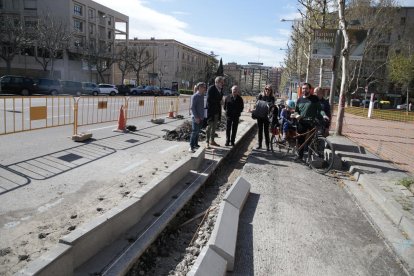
[120,159,148,173]
[88,125,117,131]
[37,198,64,213]
[159,144,180,153]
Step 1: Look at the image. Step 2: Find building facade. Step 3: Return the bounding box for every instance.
[223,62,281,96]
[113,38,212,89]
[0,0,128,83]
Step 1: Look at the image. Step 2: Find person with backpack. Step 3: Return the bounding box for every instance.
[255,85,275,151]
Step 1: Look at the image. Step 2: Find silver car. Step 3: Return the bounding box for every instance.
[98,84,119,96]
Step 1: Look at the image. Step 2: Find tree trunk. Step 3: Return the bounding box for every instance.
[334,0,349,136]
[319,59,324,87]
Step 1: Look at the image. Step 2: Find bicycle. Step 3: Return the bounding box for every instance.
[270,119,335,174]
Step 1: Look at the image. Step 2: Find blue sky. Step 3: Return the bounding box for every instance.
[95,0,414,67]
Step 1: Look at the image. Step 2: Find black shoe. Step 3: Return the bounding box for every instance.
[266,147,270,151]
[231,142,235,146]
[194,144,200,148]
[225,142,230,146]
[256,146,262,150]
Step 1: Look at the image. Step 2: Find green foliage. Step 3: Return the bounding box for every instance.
[396,177,414,188]
[388,54,414,87]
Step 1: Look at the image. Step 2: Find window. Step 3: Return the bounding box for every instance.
[74,20,83,32]
[89,23,94,35]
[88,9,94,19]
[74,4,82,16]
[0,0,3,9]
[107,30,112,39]
[24,0,36,10]
[107,16,112,26]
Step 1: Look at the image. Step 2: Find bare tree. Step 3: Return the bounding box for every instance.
[0,15,30,74]
[129,45,154,85]
[83,38,116,83]
[34,14,72,79]
[116,45,132,85]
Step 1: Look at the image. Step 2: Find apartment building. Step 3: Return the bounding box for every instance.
[223,62,277,96]
[114,38,213,88]
[0,0,128,82]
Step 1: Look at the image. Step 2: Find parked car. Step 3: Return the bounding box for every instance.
[82,82,100,96]
[350,99,360,107]
[34,78,62,95]
[60,80,82,96]
[116,84,133,96]
[0,75,36,96]
[161,88,180,96]
[396,103,407,110]
[98,84,119,96]
[130,85,146,95]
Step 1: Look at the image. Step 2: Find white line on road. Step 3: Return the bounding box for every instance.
[88,125,117,131]
[159,144,180,154]
[37,198,64,213]
[120,159,148,173]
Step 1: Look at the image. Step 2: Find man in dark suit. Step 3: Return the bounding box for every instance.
[224,85,244,146]
[206,76,224,148]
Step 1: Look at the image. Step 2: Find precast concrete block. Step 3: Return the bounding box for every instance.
[208,202,239,271]
[17,243,72,276]
[187,245,227,276]
[191,147,205,170]
[224,176,250,212]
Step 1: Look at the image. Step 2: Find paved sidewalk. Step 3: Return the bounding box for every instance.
[196,114,414,275]
[230,132,414,275]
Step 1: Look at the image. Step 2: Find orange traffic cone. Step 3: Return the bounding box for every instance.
[113,105,127,132]
[167,101,175,118]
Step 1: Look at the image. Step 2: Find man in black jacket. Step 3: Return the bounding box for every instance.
[224,85,244,146]
[206,76,224,148]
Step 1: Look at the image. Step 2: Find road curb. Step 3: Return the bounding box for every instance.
[191,177,251,274]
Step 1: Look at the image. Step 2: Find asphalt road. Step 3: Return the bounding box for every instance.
[232,148,408,275]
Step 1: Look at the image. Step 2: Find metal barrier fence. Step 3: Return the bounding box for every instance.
[0,96,74,135]
[0,95,190,136]
[339,105,414,122]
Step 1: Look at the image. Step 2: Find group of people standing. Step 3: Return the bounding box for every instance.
[189,76,244,153]
[189,78,330,161]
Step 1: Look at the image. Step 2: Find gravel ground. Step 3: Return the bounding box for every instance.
[127,128,256,276]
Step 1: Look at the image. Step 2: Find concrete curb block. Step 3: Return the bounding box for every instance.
[208,202,239,271]
[186,245,227,276]
[359,174,414,241]
[19,149,205,276]
[224,176,251,213]
[192,177,251,273]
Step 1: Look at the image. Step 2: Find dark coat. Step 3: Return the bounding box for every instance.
[206,85,223,119]
[224,95,244,118]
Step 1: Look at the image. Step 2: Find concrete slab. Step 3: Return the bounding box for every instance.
[16,243,72,276]
[224,176,251,212]
[208,202,239,271]
[187,245,227,276]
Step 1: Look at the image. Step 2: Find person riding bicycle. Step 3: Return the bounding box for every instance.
[279,100,296,142]
[293,83,329,162]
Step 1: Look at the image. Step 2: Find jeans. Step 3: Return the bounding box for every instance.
[226,116,239,144]
[297,120,313,158]
[190,117,201,149]
[206,114,219,143]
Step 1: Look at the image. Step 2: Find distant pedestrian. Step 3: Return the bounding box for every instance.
[255,85,275,151]
[206,76,225,148]
[189,82,207,153]
[224,85,244,146]
[409,101,412,112]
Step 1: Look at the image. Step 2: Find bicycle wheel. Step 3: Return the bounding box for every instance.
[307,136,335,174]
[270,134,290,156]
